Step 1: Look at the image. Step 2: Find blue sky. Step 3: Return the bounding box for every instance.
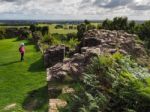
[0,0,150,20]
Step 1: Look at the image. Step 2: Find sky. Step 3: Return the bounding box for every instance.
[0,0,150,20]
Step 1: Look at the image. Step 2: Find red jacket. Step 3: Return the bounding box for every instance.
[19,46,25,53]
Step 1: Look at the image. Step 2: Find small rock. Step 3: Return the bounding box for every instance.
[4,103,16,111]
[62,86,75,94]
[49,99,67,112]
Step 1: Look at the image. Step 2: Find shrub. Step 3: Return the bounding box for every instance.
[77,23,86,41]
[65,38,79,49]
[41,34,52,44]
[63,53,150,112]
[97,24,103,29]
[55,24,63,29]
[66,33,77,40]
[87,24,96,30]
[51,33,79,49]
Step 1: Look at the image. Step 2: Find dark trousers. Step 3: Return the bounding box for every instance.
[21,53,24,61]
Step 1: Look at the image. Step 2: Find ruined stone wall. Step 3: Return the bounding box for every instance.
[47,29,148,87]
[46,29,148,111]
[81,29,147,57]
[44,45,66,67]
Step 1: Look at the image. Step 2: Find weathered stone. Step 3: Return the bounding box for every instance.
[83,37,101,47]
[44,53,49,67]
[81,29,147,57]
[49,99,67,112]
[54,71,67,81]
[62,86,75,94]
[119,49,128,55]
[48,88,62,98]
[44,45,66,67]
[108,49,117,54]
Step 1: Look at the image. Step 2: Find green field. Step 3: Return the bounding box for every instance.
[38,24,77,34]
[0,24,77,35]
[0,39,48,112]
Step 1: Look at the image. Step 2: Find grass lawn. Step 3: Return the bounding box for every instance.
[0,38,48,112]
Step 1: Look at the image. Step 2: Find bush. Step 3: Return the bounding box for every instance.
[0,30,5,39]
[66,33,77,40]
[69,26,73,29]
[65,38,79,49]
[63,53,150,112]
[87,24,96,30]
[97,24,103,29]
[55,24,63,29]
[77,24,86,41]
[50,33,79,49]
[41,34,52,44]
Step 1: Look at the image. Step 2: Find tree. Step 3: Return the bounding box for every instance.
[55,24,63,29]
[77,23,86,41]
[66,33,77,40]
[84,19,90,25]
[42,26,49,36]
[102,19,113,30]
[112,17,128,30]
[69,25,73,29]
[137,21,150,40]
[128,20,136,33]
[30,24,36,33]
[97,24,103,29]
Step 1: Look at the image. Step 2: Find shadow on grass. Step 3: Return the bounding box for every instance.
[22,86,49,112]
[0,60,20,66]
[28,57,45,72]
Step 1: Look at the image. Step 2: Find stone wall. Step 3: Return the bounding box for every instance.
[46,29,148,111]
[44,45,66,67]
[81,29,147,57]
[47,29,148,88]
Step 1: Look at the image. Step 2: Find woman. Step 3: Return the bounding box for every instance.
[19,43,25,61]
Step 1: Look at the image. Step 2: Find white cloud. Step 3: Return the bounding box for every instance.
[0,0,150,20]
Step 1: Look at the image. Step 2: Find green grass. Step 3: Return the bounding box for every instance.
[0,38,48,112]
[38,24,77,34]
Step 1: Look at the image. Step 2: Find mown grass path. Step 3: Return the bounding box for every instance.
[0,38,48,112]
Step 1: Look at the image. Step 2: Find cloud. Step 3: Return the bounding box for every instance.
[0,0,150,20]
[94,0,132,8]
[128,0,150,10]
[92,0,150,10]
[0,0,17,2]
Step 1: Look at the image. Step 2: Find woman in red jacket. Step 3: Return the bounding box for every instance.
[19,43,25,61]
